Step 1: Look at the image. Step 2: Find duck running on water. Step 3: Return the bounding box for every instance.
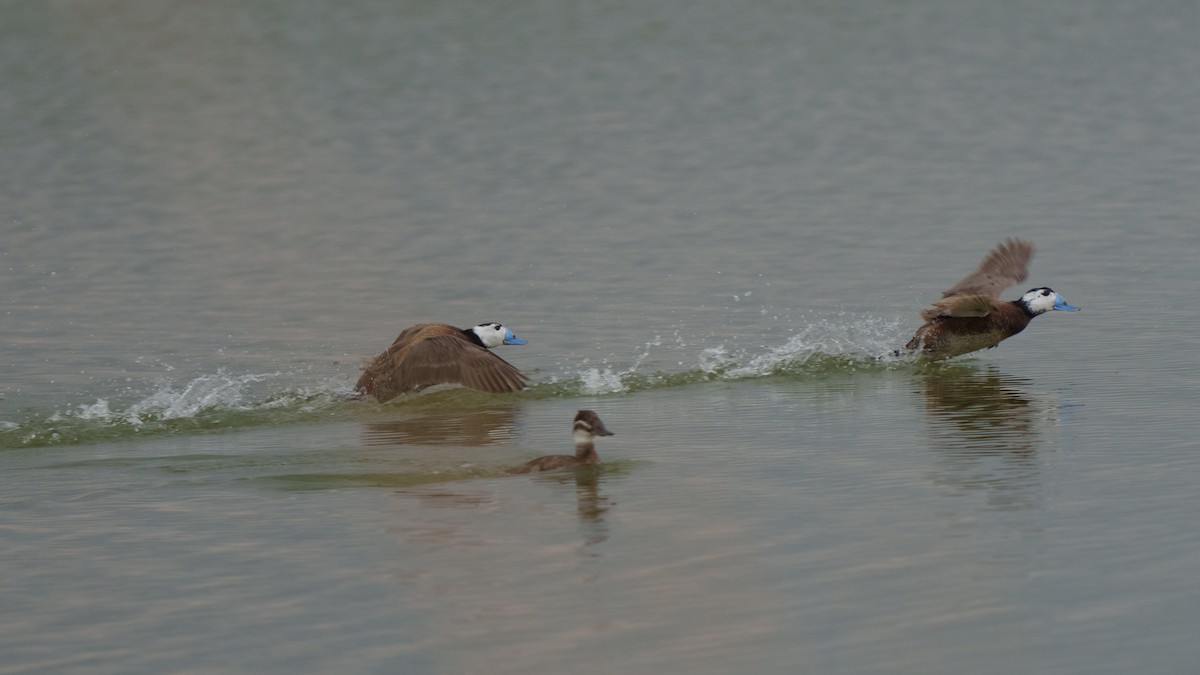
[355,322,528,402]
[905,239,1080,359]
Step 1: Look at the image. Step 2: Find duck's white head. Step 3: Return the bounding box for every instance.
[471,322,527,348]
[1019,287,1080,316]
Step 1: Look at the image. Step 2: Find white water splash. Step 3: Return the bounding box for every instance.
[566,316,909,393]
[727,316,908,377]
[578,367,627,395]
[3,368,362,448]
[69,370,283,426]
[76,399,115,420]
[700,316,907,379]
[571,335,665,395]
[698,345,738,375]
[132,370,279,421]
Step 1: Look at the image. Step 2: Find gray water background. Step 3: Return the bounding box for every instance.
[3,1,1199,673]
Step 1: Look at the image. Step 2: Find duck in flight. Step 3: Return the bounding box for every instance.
[905,239,1079,359]
[355,322,528,402]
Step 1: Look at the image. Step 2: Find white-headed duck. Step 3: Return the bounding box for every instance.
[355,322,528,401]
[905,239,1080,359]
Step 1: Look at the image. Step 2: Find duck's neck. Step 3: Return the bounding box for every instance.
[460,327,487,347]
[573,428,598,463]
[1012,299,1037,318]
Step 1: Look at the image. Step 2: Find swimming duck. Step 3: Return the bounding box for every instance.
[508,410,614,474]
[355,322,528,402]
[905,239,1080,359]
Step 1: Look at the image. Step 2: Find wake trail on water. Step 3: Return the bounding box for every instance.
[2,317,919,448]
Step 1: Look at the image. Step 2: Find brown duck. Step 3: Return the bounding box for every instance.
[905,239,1080,359]
[355,322,528,402]
[508,410,614,474]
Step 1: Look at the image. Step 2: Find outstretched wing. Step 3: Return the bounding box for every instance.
[940,238,1035,299]
[388,336,528,394]
[921,294,998,321]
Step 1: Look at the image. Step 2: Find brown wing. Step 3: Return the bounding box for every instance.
[388,323,442,348]
[443,338,529,393]
[356,324,528,401]
[940,238,1035,299]
[382,335,527,395]
[921,294,999,321]
[357,324,449,400]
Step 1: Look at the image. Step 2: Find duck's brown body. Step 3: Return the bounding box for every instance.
[511,448,600,474]
[905,301,1033,359]
[508,410,613,474]
[355,323,527,402]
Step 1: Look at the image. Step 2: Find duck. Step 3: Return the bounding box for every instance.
[355,322,528,402]
[904,238,1080,359]
[508,410,614,474]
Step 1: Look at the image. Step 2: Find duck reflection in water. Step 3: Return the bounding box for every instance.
[510,411,623,549]
[361,404,520,447]
[530,468,614,548]
[919,365,1047,510]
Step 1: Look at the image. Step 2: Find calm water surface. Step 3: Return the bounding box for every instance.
[3,1,1199,673]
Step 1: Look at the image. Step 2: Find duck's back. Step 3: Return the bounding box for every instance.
[388,323,460,348]
[507,454,592,474]
[356,323,526,401]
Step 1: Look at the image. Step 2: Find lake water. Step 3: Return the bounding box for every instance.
[3,1,1199,673]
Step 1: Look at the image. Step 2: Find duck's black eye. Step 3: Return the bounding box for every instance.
[1041,289,1050,296]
